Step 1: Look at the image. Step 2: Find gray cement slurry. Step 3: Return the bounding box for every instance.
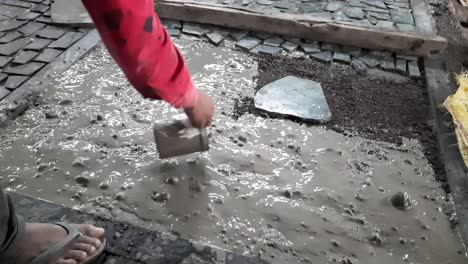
[0,38,466,263]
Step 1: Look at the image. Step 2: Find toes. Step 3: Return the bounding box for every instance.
[78,235,102,249]
[57,258,78,264]
[78,224,105,238]
[65,250,88,261]
[72,242,96,255]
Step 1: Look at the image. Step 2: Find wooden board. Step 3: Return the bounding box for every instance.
[155,0,448,57]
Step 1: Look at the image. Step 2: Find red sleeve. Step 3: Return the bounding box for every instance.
[82,0,197,109]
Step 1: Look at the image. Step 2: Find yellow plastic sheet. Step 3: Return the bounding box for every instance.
[444,74,468,167]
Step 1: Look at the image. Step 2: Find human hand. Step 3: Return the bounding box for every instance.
[184,90,214,128]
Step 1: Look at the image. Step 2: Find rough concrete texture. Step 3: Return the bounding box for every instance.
[0,38,466,264]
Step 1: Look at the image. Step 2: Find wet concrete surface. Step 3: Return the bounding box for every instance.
[0,37,466,263]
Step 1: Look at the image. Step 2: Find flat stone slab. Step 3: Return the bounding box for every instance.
[206,30,229,45]
[281,41,298,52]
[17,11,40,20]
[0,86,10,100]
[23,38,51,50]
[18,21,45,35]
[4,75,28,89]
[13,50,38,63]
[0,37,31,56]
[252,44,283,55]
[408,60,421,78]
[236,36,261,50]
[0,31,21,43]
[4,61,44,76]
[51,0,92,25]
[34,48,61,62]
[0,4,27,18]
[35,26,67,39]
[263,36,283,47]
[0,19,26,32]
[300,42,320,53]
[311,51,333,62]
[254,76,332,122]
[182,22,208,36]
[0,55,12,67]
[48,31,85,49]
[333,51,351,64]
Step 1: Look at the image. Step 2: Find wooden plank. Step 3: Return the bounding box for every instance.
[155,0,448,57]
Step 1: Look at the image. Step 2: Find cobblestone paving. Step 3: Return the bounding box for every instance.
[0,0,87,102]
[163,19,422,78]
[188,0,417,32]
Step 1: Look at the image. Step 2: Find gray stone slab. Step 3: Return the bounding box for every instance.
[395,59,407,74]
[0,4,27,18]
[35,15,52,24]
[396,54,417,61]
[4,75,28,89]
[161,19,182,29]
[369,50,392,59]
[263,36,283,47]
[230,30,248,41]
[182,22,208,36]
[274,2,296,10]
[42,10,50,17]
[0,0,33,8]
[343,7,365,19]
[206,30,229,45]
[0,31,21,43]
[30,3,49,13]
[22,0,44,3]
[17,11,40,20]
[312,11,334,20]
[33,48,61,62]
[0,37,31,56]
[300,42,320,53]
[395,23,415,31]
[0,86,10,100]
[325,1,346,11]
[252,44,283,55]
[333,51,351,64]
[48,31,84,49]
[380,58,396,71]
[35,26,67,39]
[4,61,44,75]
[341,46,361,57]
[359,55,380,68]
[348,0,365,8]
[334,10,353,21]
[51,0,92,25]
[368,11,390,20]
[361,0,387,9]
[376,20,394,29]
[0,55,12,67]
[0,72,6,82]
[281,41,298,52]
[300,2,325,12]
[13,50,38,63]
[235,36,261,50]
[256,0,273,5]
[0,19,26,31]
[18,21,45,35]
[254,76,332,122]
[311,51,333,62]
[167,28,181,37]
[351,58,368,75]
[321,43,338,51]
[390,9,414,24]
[408,60,420,78]
[252,32,272,40]
[23,37,51,50]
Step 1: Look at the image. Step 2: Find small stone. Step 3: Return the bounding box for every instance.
[75,175,90,185]
[99,182,109,190]
[72,157,89,167]
[408,61,421,78]
[238,135,247,142]
[161,19,182,29]
[399,238,406,244]
[4,62,44,76]
[331,240,340,247]
[252,44,283,55]
[152,191,170,203]
[273,2,295,9]
[264,36,284,47]
[0,31,22,43]
[348,0,365,8]
[236,36,261,50]
[333,51,351,64]
[96,114,103,121]
[351,58,367,75]
[0,38,31,56]
[13,51,38,64]
[370,232,384,245]
[311,51,333,63]
[37,164,48,172]
[44,111,58,119]
[282,190,292,198]
[395,59,407,74]
[164,177,179,184]
[300,42,320,53]
[282,41,298,52]
[391,191,412,209]
[343,7,365,19]
[341,46,361,57]
[48,32,85,49]
[35,26,67,39]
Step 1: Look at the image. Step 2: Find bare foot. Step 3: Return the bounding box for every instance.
[16,223,105,264]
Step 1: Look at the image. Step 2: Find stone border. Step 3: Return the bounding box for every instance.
[0,29,100,126]
[10,191,266,264]
[424,57,468,249]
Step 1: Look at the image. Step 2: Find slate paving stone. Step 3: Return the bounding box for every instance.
[0,86,10,100]
[35,26,67,39]
[182,22,208,37]
[408,60,421,78]
[300,2,325,12]
[34,48,61,62]
[359,55,380,68]
[0,5,27,18]
[254,76,332,122]
[51,0,91,25]
[311,51,333,62]
[18,21,45,35]
[0,55,12,67]
[0,32,4,38]
[23,0,44,3]
[395,23,415,31]
[361,0,387,9]
[5,75,28,89]
[368,11,390,20]
[334,11,353,21]
[282,41,298,52]
[0,72,6,81]
[252,44,283,55]
[364,7,390,14]
[333,51,351,64]
[0,31,21,43]
[35,16,52,23]
[167,28,181,37]
[348,0,365,8]
[13,50,38,63]
[206,30,229,45]
[376,20,395,29]
[300,42,320,53]
[369,50,392,59]
[30,3,49,13]
[0,0,32,8]
[395,59,407,74]
[4,61,44,75]
[23,37,51,50]
[312,11,334,20]
[161,19,182,29]
[263,36,283,47]
[0,37,31,55]
[351,58,368,75]
[236,36,261,50]
[256,0,273,6]
[17,11,40,20]
[43,10,50,17]
[380,58,396,71]
[390,9,414,24]
[274,2,296,10]
[343,7,365,19]
[321,43,338,51]
[325,1,346,12]
[230,30,248,41]
[341,46,361,57]
[0,19,27,32]
[253,32,272,40]
[48,31,84,49]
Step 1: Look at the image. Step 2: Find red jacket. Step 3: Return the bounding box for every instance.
[82,0,197,109]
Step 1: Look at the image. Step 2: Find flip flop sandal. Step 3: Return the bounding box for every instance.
[31,222,106,264]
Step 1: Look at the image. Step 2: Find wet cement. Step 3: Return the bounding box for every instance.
[0,37,466,263]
